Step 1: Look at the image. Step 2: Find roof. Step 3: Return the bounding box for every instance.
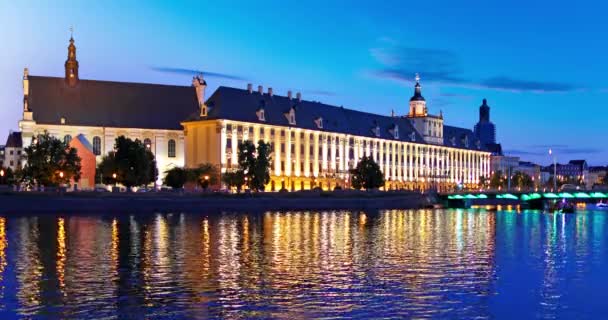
[196,86,485,151]
[409,83,425,102]
[443,125,485,151]
[568,160,587,166]
[5,132,22,148]
[27,76,199,130]
[73,134,94,152]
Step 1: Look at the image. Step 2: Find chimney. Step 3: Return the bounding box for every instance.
[268,87,273,97]
[296,92,302,102]
[258,85,263,94]
[247,83,253,94]
[287,90,292,100]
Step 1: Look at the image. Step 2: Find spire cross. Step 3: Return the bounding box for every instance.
[415,73,420,83]
[69,26,74,38]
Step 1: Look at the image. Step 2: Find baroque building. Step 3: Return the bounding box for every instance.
[17,36,202,188]
[183,77,492,192]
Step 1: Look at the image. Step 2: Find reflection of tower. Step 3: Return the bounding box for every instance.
[473,99,496,146]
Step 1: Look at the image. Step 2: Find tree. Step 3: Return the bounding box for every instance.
[236,140,272,192]
[479,175,489,189]
[350,156,385,190]
[163,167,188,189]
[489,170,506,189]
[222,170,245,193]
[512,171,534,190]
[189,163,219,189]
[603,172,608,185]
[96,136,157,189]
[21,132,81,187]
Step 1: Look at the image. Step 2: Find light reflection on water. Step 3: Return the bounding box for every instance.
[0,209,606,318]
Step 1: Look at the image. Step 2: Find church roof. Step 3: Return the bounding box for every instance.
[27,76,199,130]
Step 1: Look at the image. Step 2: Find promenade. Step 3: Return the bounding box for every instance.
[0,190,431,214]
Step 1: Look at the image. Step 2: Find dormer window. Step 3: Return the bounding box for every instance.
[256,108,266,121]
[410,132,416,142]
[451,137,456,146]
[372,125,381,137]
[389,124,399,139]
[284,107,296,125]
[463,136,469,148]
[476,140,481,149]
[314,117,323,129]
[60,117,66,125]
[201,105,208,117]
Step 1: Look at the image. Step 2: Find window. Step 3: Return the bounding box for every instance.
[10,161,14,166]
[144,138,152,150]
[168,139,176,158]
[257,109,266,121]
[9,150,13,155]
[93,136,102,155]
[226,138,232,148]
[64,135,72,144]
[17,150,21,155]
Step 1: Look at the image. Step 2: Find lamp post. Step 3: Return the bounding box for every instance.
[112,173,117,188]
[0,169,4,185]
[549,149,556,191]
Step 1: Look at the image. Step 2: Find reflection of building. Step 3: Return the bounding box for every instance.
[183,76,492,191]
[18,36,199,183]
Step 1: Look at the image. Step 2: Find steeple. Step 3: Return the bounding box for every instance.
[64,30,79,87]
[408,73,427,117]
[479,98,490,122]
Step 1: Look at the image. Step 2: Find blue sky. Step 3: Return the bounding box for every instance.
[1,0,606,165]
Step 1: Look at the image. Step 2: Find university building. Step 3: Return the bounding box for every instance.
[182,76,492,192]
[14,35,493,191]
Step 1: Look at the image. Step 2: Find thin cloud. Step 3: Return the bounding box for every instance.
[369,40,585,93]
[151,66,248,81]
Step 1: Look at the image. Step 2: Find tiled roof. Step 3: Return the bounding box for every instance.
[5,132,22,148]
[27,76,200,130]
[197,86,486,151]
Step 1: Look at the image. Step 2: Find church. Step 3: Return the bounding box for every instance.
[18,36,204,188]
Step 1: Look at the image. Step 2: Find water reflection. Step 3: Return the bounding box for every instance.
[0,210,607,318]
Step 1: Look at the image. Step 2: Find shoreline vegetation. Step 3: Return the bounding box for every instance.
[0,189,433,214]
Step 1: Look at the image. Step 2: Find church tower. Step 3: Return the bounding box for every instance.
[64,34,79,87]
[474,98,496,146]
[408,73,427,117]
[406,74,444,145]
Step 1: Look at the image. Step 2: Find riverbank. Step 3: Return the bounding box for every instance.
[0,190,433,214]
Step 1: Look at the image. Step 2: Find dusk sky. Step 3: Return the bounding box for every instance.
[1,0,607,165]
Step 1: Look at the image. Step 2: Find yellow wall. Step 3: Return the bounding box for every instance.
[183,120,221,168]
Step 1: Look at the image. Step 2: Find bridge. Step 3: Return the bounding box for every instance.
[439,190,608,209]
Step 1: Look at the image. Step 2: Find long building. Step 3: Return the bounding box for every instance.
[182,77,492,192]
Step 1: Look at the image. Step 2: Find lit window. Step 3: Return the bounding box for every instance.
[257,109,266,121]
[93,136,101,155]
[168,139,176,158]
[64,135,72,144]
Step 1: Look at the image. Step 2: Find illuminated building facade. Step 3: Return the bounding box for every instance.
[183,77,492,191]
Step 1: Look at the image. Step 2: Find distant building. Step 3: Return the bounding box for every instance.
[516,161,541,187]
[0,145,4,168]
[474,99,497,147]
[587,166,607,188]
[4,132,23,171]
[491,155,520,175]
[544,160,589,186]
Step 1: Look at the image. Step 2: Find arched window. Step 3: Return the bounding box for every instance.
[92,136,101,155]
[144,138,152,150]
[168,139,176,158]
[63,135,72,145]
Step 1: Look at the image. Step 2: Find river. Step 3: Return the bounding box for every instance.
[0,209,606,319]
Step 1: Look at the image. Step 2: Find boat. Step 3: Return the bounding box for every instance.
[596,202,608,209]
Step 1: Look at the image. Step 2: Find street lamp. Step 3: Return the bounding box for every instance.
[549,148,556,191]
[112,173,117,188]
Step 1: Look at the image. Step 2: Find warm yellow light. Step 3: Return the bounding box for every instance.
[112,173,117,179]
[59,171,64,178]
[0,170,4,177]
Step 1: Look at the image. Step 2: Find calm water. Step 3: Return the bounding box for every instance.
[0,209,607,319]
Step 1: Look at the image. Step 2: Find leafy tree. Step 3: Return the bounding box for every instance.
[189,163,219,189]
[603,172,608,185]
[222,170,245,193]
[96,136,157,189]
[350,156,385,190]
[21,132,81,187]
[236,140,272,192]
[512,171,534,190]
[489,170,506,189]
[0,167,12,185]
[479,175,489,189]
[163,167,188,189]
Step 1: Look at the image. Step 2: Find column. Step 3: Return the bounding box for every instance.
[231,127,238,167]
[338,137,344,175]
[285,129,292,177]
[304,131,310,177]
[220,124,227,172]
[330,135,337,173]
[313,133,319,177]
[322,134,328,173]
[295,130,301,177]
